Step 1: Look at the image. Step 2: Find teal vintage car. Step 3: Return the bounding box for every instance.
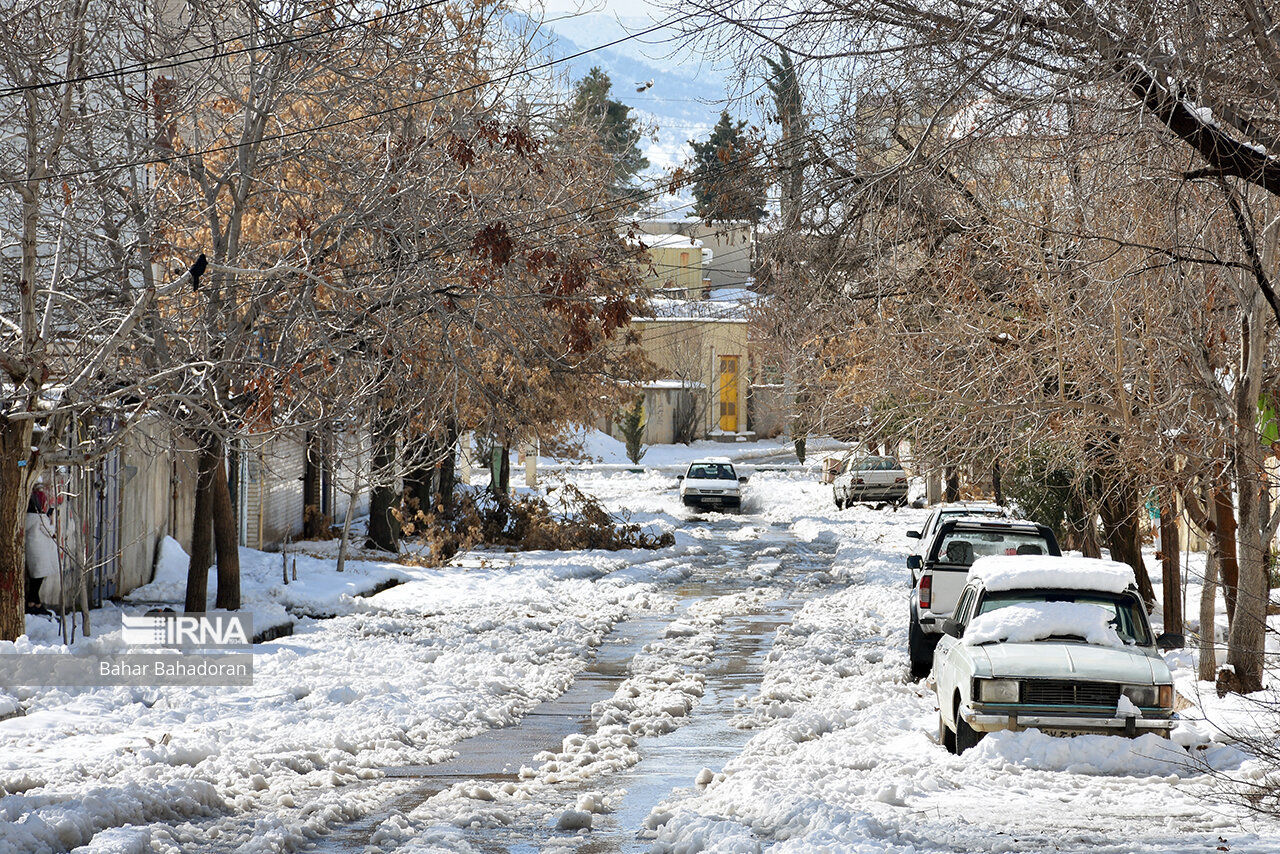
[930,555,1180,754]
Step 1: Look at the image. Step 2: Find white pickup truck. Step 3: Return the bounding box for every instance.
[906,518,1060,678]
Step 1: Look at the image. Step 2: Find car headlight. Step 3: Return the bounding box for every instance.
[976,678,1020,703]
[684,487,699,495]
[1121,685,1159,707]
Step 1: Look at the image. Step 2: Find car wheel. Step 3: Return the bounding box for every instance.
[908,610,936,680]
[954,698,985,754]
[940,714,956,754]
[833,488,845,510]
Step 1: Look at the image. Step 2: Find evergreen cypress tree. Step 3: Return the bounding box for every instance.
[689,111,766,224]
[570,67,649,206]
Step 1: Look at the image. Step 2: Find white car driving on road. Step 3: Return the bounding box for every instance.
[931,555,1178,753]
[678,458,747,511]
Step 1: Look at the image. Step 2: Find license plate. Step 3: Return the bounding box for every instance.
[703,497,721,504]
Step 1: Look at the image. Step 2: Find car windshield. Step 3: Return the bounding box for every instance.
[849,457,900,472]
[932,530,1051,565]
[976,591,1152,645]
[687,463,735,480]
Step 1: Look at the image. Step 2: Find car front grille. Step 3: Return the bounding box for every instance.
[1022,679,1122,707]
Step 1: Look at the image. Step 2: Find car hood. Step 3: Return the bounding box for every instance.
[973,641,1169,683]
[682,478,738,491]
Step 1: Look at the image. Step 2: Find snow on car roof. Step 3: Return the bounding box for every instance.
[970,555,1135,594]
[964,601,1128,648]
[690,457,733,465]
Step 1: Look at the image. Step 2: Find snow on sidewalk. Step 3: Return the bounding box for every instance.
[0,542,681,854]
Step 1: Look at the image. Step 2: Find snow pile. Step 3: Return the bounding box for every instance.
[964,601,1127,647]
[970,555,1136,594]
[972,730,1250,777]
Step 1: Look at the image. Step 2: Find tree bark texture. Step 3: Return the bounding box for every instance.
[436,420,458,516]
[403,433,438,518]
[185,435,216,612]
[1214,487,1239,624]
[303,431,324,538]
[1158,488,1183,636]
[366,421,399,552]
[0,420,33,641]
[1099,479,1157,610]
[944,467,959,503]
[211,435,239,611]
[1227,425,1269,692]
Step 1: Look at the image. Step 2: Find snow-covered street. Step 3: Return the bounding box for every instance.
[4,454,1280,853]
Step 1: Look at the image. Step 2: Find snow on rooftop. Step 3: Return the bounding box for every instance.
[641,296,750,322]
[964,601,1128,648]
[644,379,706,390]
[634,233,702,250]
[970,555,1136,594]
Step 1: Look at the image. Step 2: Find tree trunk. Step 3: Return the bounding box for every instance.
[1198,536,1219,682]
[211,436,239,611]
[1158,488,1183,636]
[0,420,33,641]
[944,467,960,502]
[1099,479,1156,610]
[436,420,458,516]
[303,431,324,538]
[497,445,510,496]
[403,433,438,519]
[185,435,216,612]
[365,421,399,552]
[1227,427,1268,693]
[992,460,1004,506]
[1067,485,1102,558]
[1214,487,1239,624]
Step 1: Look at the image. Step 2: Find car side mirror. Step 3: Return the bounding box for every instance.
[1155,632,1184,651]
[906,530,921,539]
[906,555,922,571]
[738,476,749,484]
[941,618,963,638]
[676,475,684,481]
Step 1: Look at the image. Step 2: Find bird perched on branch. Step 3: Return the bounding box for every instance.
[188,253,207,290]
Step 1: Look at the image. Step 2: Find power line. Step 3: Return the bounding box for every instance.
[0,0,736,188]
[0,1,451,98]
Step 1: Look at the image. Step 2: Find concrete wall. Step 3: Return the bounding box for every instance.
[748,383,790,438]
[116,420,199,592]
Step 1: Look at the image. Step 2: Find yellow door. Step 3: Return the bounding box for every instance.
[718,355,740,432]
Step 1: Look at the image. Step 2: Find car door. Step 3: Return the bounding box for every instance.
[934,586,977,725]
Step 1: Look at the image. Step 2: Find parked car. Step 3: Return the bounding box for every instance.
[907,502,1010,556]
[931,555,1179,753]
[907,518,1060,678]
[678,458,747,510]
[832,455,908,508]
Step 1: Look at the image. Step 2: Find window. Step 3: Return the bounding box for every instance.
[977,591,1152,646]
[687,463,737,480]
[932,530,1052,565]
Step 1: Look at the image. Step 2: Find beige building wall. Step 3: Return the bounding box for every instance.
[638,219,753,289]
[634,318,750,436]
[639,241,706,296]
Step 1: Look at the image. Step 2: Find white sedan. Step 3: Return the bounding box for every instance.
[678,458,746,511]
[931,555,1179,753]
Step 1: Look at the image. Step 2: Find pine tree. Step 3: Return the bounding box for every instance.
[570,67,649,205]
[689,111,766,224]
[764,50,805,231]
